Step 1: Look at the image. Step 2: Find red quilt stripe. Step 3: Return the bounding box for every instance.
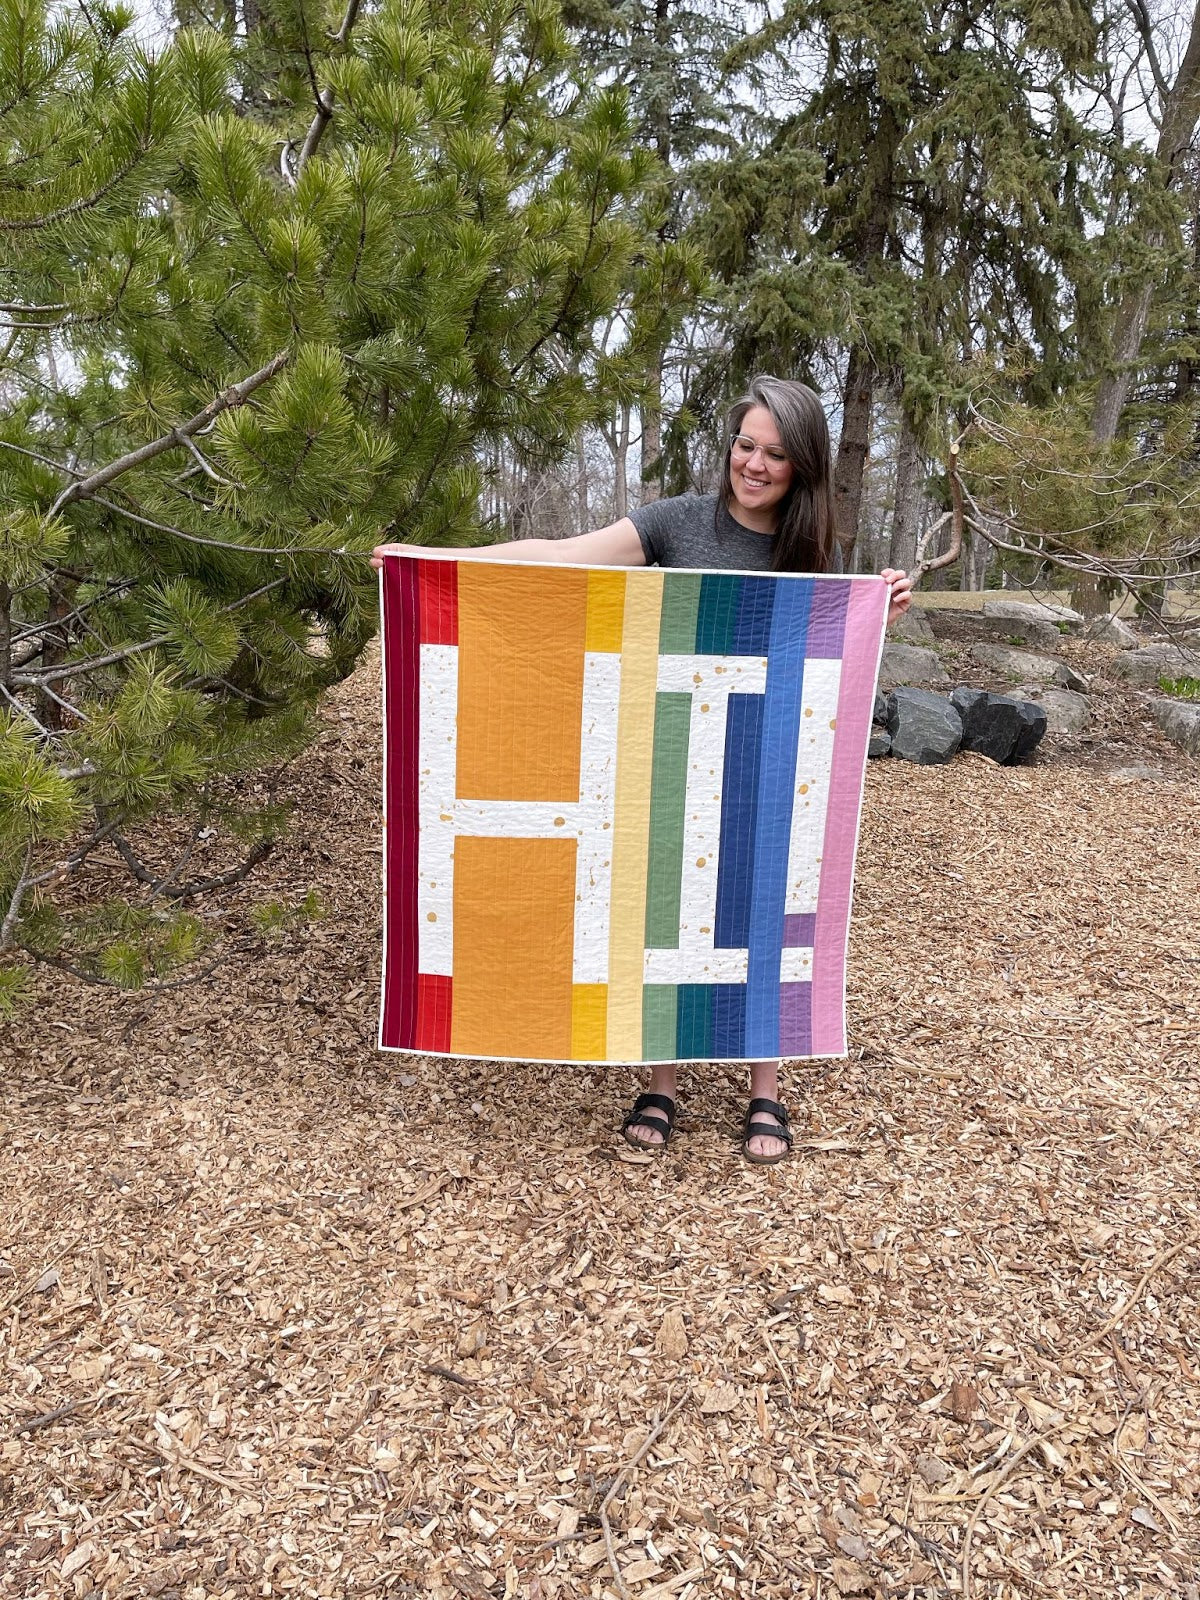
[415,973,453,1052]
[418,558,458,645]
[381,557,421,1048]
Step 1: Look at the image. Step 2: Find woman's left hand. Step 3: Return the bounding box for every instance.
[881,568,914,625]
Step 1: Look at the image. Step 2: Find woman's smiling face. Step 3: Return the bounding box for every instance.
[727,404,795,529]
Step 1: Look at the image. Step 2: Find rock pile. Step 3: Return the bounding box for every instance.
[871,686,1047,766]
[878,598,1200,763]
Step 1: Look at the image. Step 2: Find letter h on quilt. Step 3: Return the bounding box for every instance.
[379,556,888,1063]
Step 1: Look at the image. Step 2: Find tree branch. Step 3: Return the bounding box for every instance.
[294,0,364,179]
[164,835,275,901]
[0,844,35,950]
[12,577,288,686]
[913,441,964,580]
[47,352,290,518]
[92,492,352,557]
[14,942,229,992]
[1125,0,1170,104]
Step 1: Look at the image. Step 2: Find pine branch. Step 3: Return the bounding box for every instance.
[111,832,157,887]
[12,577,288,686]
[14,942,229,992]
[47,353,290,518]
[25,817,127,891]
[0,152,146,234]
[1,682,58,739]
[91,492,353,557]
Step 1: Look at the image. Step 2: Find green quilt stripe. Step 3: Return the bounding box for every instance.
[645,692,691,947]
[642,985,678,1060]
[658,573,702,653]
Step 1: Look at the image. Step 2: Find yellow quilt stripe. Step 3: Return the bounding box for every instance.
[606,570,664,1058]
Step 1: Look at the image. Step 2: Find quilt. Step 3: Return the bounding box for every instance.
[379,555,887,1063]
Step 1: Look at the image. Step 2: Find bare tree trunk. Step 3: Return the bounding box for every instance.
[641,355,663,505]
[1092,1,1200,441]
[834,343,874,555]
[575,429,589,533]
[0,580,11,688]
[959,524,991,590]
[888,413,923,572]
[38,576,77,729]
[1174,195,1200,405]
[613,403,630,521]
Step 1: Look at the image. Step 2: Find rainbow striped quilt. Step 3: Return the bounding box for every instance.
[379,556,887,1063]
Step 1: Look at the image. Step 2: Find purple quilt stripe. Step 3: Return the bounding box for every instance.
[380,556,421,1050]
[804,580,850,659]
[809,579,888,1056]
[783,912,816,948]
[779,982,812,1057]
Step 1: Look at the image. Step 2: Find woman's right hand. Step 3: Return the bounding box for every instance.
[370,543,406,572]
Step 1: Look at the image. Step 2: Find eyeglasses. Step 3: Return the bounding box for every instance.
[731,434,788,465]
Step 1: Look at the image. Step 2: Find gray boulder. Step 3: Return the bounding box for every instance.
[1082,614,1140,648]
[879,643,948,688]
[886,689,962,765]
[1108,765,1163,784]
[873,692,889,725]
[971,642,1071,685]
[1154,700,1200,758]
[1020,685,1091,735]
[982,597,1083,630]
[1011,700,1049,761]
[1111,644,1200,687]
[926,609,1063,651]
[949,687,1042,763]
[868,729,892,759]
[889,608,936,644]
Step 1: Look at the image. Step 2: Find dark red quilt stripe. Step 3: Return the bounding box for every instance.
[381,557,421,1048]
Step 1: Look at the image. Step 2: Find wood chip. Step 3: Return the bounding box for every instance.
[3,639,1198,1598]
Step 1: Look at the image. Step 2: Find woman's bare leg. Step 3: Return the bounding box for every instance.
[746,1060,789,1161]
[623,1062,678,1148]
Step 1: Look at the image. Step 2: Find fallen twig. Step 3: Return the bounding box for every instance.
[422,1363,476,1387]
[599,1394,687,1600]
[1066,1227,1199,1360]
[0,1235,84,1319]
[121,1432,256,1504]
[13,1400,78,1435]
[962,1424,1073,1600]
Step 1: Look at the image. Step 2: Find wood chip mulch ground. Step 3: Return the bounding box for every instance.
[3,642,1198,1600]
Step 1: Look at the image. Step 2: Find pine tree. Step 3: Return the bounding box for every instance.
[560,0,727,502]
[698,0,1106,555]
[0,0,660,1002]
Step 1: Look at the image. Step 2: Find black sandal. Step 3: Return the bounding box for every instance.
[742,1098,793,1166]
[622,1092,677,1151]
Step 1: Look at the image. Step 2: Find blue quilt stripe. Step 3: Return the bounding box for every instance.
[714,691,765,949]
[711,983,747,1056]
[745,577,813,1056]
[733,577,776,656]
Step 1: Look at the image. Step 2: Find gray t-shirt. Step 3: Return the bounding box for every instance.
[629,493,841,573]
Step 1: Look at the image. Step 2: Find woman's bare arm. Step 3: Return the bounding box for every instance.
[370,519,645,571]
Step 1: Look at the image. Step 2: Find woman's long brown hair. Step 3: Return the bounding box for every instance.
[718,376,838,573]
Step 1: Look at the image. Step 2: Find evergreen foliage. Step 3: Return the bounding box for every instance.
[697,0,1110,535]
[0,0,665,998]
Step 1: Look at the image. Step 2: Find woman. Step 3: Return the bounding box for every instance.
[373,375,913,1164]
